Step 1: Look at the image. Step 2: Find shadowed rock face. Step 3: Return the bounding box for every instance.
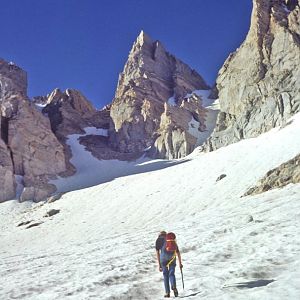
[0,59,67,202]
[39,88,111,174]
[42,88,97,137]
[109,31,210,158]
[205,0,300,151]
[0,59,27,201]
[0,139,15,201]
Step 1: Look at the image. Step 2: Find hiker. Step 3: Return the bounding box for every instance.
[155,231,183,298]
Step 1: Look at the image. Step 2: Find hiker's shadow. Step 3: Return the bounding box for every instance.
[224,279,275,289]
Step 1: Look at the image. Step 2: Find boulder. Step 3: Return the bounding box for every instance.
[20,185,57,202]
[44,209,60,217]
[26,222,43,229]
[46,192,64,203]
[216,174,227,182]
[17,220,32,227]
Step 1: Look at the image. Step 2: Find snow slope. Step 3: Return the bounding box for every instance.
[51,127,177,193]
[1,114,300,300]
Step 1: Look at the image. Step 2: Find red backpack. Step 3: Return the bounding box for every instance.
[165,232,177,252]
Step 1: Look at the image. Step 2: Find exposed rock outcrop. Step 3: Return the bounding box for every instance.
[244,153,300,196]
[79,134,141,161]
[42,88,97,137]
[206,0,300,151]
[0,59,27,97]
[0,59,67,202]
[152,93,208,159]
[110,31,211,159]
[38,88,113,169]
[0,139,15,202]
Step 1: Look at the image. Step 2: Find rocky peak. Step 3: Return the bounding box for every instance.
[46,88,95,114]
[129,30,162,62]
[0,59,27,97]
[47,88,64,103]
[110,31,210,157]
[35,87,114,182]
[135,30,153,47]
[42,88,96,136]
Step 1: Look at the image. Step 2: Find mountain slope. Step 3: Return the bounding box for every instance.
[1,113,300,299]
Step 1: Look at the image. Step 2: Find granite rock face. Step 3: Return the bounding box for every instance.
[153,94,208,159]
[0,59,27,97]
[110,31,210,159]
[0,59,26,201]
[39,88,112,171]
[244,153,300,196]
[206,0,300,151]
[0,59,67,202]
[0,139,15,202]
[42,88,97,137]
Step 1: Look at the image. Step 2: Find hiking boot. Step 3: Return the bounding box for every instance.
[164,293,170,298]
[172,286,178,297]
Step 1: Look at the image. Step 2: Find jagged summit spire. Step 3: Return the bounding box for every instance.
[136,30,153,45]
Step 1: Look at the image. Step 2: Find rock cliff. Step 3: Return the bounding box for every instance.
[0,139,15,201]
[244,153,300,196]
[109,31,211,159]
[41,88,97,137]
[0,59,67,202]
[206,0,300,150]
[38,88,112,168]
[153,93,209,159]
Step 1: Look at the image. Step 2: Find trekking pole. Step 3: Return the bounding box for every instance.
[180,268,184,290]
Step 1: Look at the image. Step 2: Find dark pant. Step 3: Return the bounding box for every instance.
[162,263,176,294]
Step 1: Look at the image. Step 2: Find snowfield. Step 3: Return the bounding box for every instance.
[1,114,300,300]
[50,127,159,193]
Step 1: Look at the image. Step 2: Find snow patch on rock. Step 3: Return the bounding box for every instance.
[167,95,176,106]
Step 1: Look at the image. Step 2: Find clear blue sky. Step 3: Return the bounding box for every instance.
[0,0,252,108]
